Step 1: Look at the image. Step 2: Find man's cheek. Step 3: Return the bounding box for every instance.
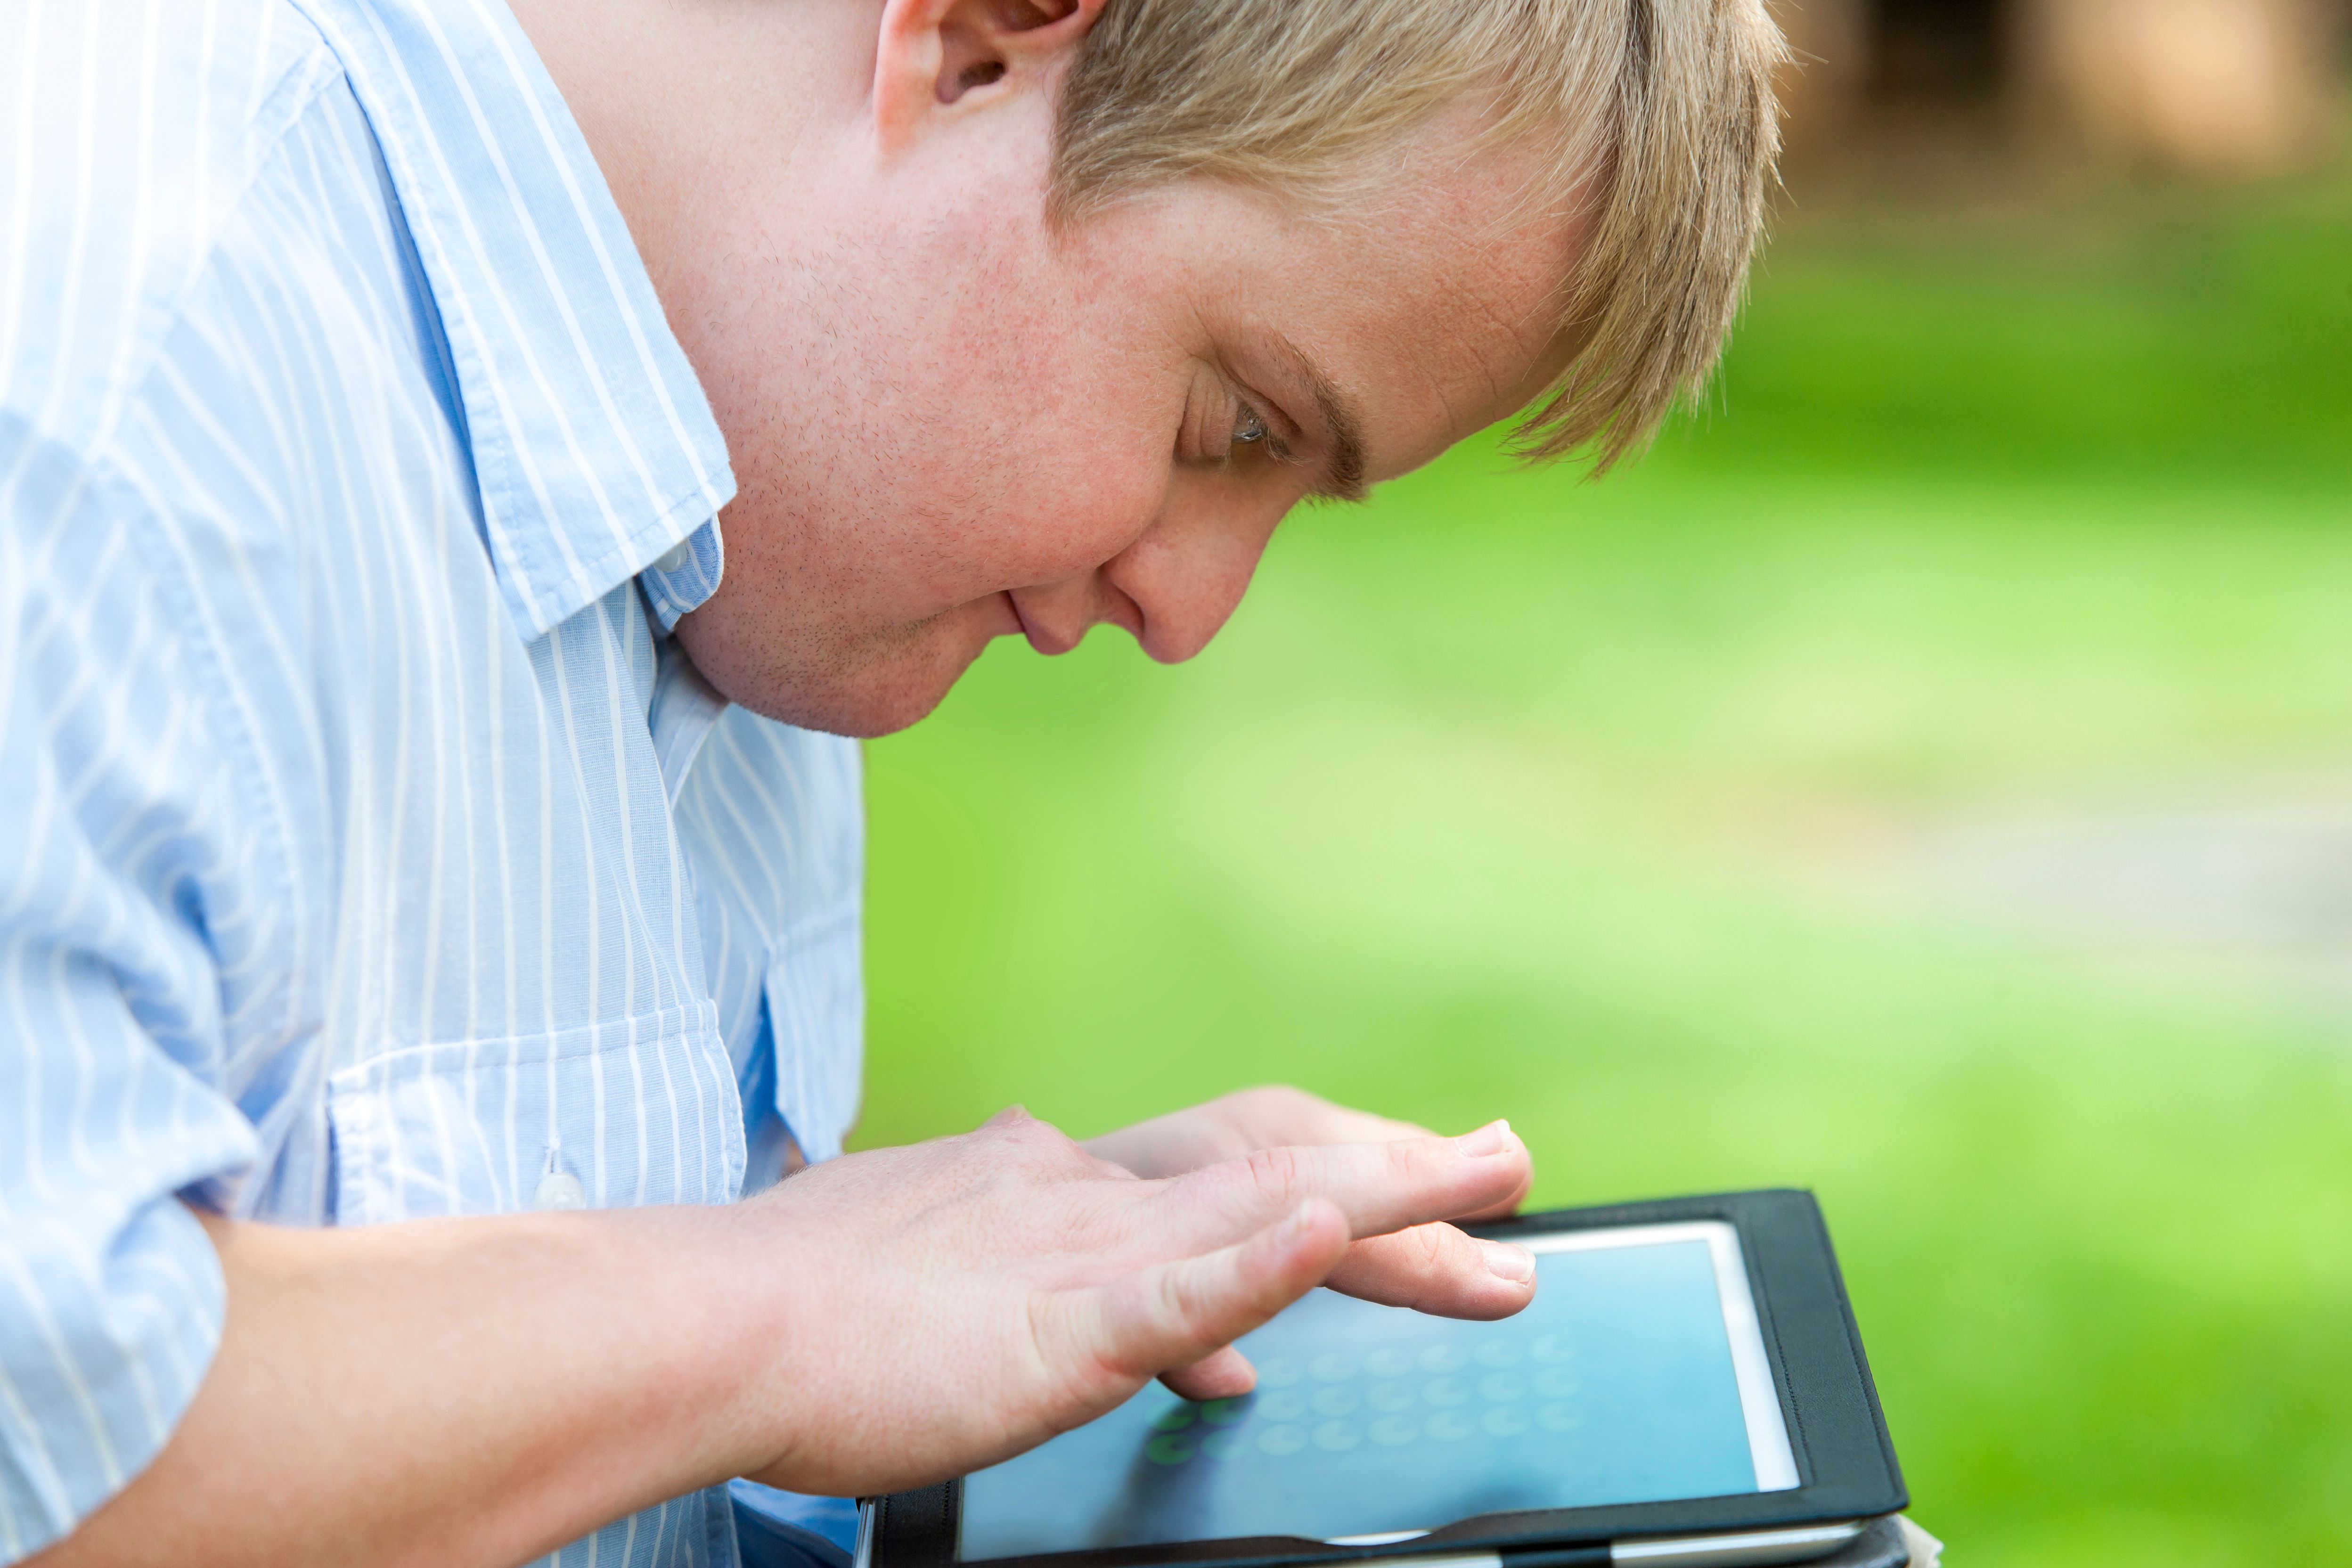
[1042,457,1175,583]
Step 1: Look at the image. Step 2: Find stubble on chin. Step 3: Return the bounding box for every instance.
[690,596,1013,740]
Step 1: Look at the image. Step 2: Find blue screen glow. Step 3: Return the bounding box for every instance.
[957,1237,1765,1560]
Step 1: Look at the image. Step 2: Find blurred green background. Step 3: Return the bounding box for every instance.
[856,141,2352,1568]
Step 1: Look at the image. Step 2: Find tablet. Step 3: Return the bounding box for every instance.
[865,1191,1905,1568]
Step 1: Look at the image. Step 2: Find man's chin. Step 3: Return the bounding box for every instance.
[764,674,962,740]
[692,628,995,740]
[673,589,1022,737]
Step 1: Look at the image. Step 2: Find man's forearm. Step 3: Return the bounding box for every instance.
[36,1205,763,1568]
[28,1109,1535,1565]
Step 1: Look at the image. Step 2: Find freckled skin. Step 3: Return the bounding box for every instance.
[31,8,1573,1560]
[658,91,1584,737]
[516,0,1586,739]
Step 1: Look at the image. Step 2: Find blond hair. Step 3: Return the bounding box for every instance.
[1051,0,1786,468]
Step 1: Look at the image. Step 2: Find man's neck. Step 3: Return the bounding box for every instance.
[506,0,864,320]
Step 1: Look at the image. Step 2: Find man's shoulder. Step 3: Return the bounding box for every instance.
[1,0,348,460]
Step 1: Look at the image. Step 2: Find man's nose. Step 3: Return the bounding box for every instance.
[1107,493,1287,665]
[1006,491,1290,663]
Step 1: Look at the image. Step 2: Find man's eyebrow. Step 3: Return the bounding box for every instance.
[1277,335,1369,503]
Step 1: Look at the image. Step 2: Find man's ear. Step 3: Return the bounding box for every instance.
[872,0,1109,150]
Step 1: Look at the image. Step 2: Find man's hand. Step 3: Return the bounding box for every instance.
[1083,1088,1538,1397]
[733,1104,1535,1497]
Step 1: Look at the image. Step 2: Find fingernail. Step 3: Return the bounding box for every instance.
[1480,1240,1535,1283]
[1455,1119,1511,1157]
[1277,1200,1319,1244]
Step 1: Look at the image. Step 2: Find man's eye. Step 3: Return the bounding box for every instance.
[1233,404,1268,448]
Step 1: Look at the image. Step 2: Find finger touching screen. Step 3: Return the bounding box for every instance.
[958,1223,1800,1561]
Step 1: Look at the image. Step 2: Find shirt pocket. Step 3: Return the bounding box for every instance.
[325,1000,745,1224]
[761,903,864,1165]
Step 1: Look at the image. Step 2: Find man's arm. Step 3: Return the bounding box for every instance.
[35,1109,1534,1568]
[33,1205,751,1568]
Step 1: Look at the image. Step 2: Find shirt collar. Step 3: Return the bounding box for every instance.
[292,0,735,640]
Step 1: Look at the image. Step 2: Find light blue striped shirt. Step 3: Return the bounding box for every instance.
[0,0,865,1561]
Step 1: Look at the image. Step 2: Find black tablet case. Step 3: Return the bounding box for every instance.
[874,1190,1906,1568]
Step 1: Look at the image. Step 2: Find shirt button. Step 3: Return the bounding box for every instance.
[533,1169,587,1211]
[651,541,691,574]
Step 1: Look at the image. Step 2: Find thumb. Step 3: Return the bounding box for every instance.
[1044,1199,1350,1396]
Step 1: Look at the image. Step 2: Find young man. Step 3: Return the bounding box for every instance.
[0,0,1780,1563]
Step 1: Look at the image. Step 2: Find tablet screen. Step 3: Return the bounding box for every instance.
[956,1222,1800,1561]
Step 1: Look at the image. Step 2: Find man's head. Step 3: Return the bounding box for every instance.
[520,0,1782,737]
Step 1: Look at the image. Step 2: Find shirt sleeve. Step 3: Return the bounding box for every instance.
[0,427,261,1562]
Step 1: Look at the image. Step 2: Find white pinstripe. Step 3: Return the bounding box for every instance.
[0,0,866,1560]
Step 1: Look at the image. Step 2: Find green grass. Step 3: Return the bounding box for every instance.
[858,158,2352,1566]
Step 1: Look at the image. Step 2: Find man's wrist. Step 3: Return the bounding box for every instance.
[593,1198,800,1493]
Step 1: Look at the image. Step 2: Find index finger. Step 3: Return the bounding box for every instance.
[1145,1120,1532,1253]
